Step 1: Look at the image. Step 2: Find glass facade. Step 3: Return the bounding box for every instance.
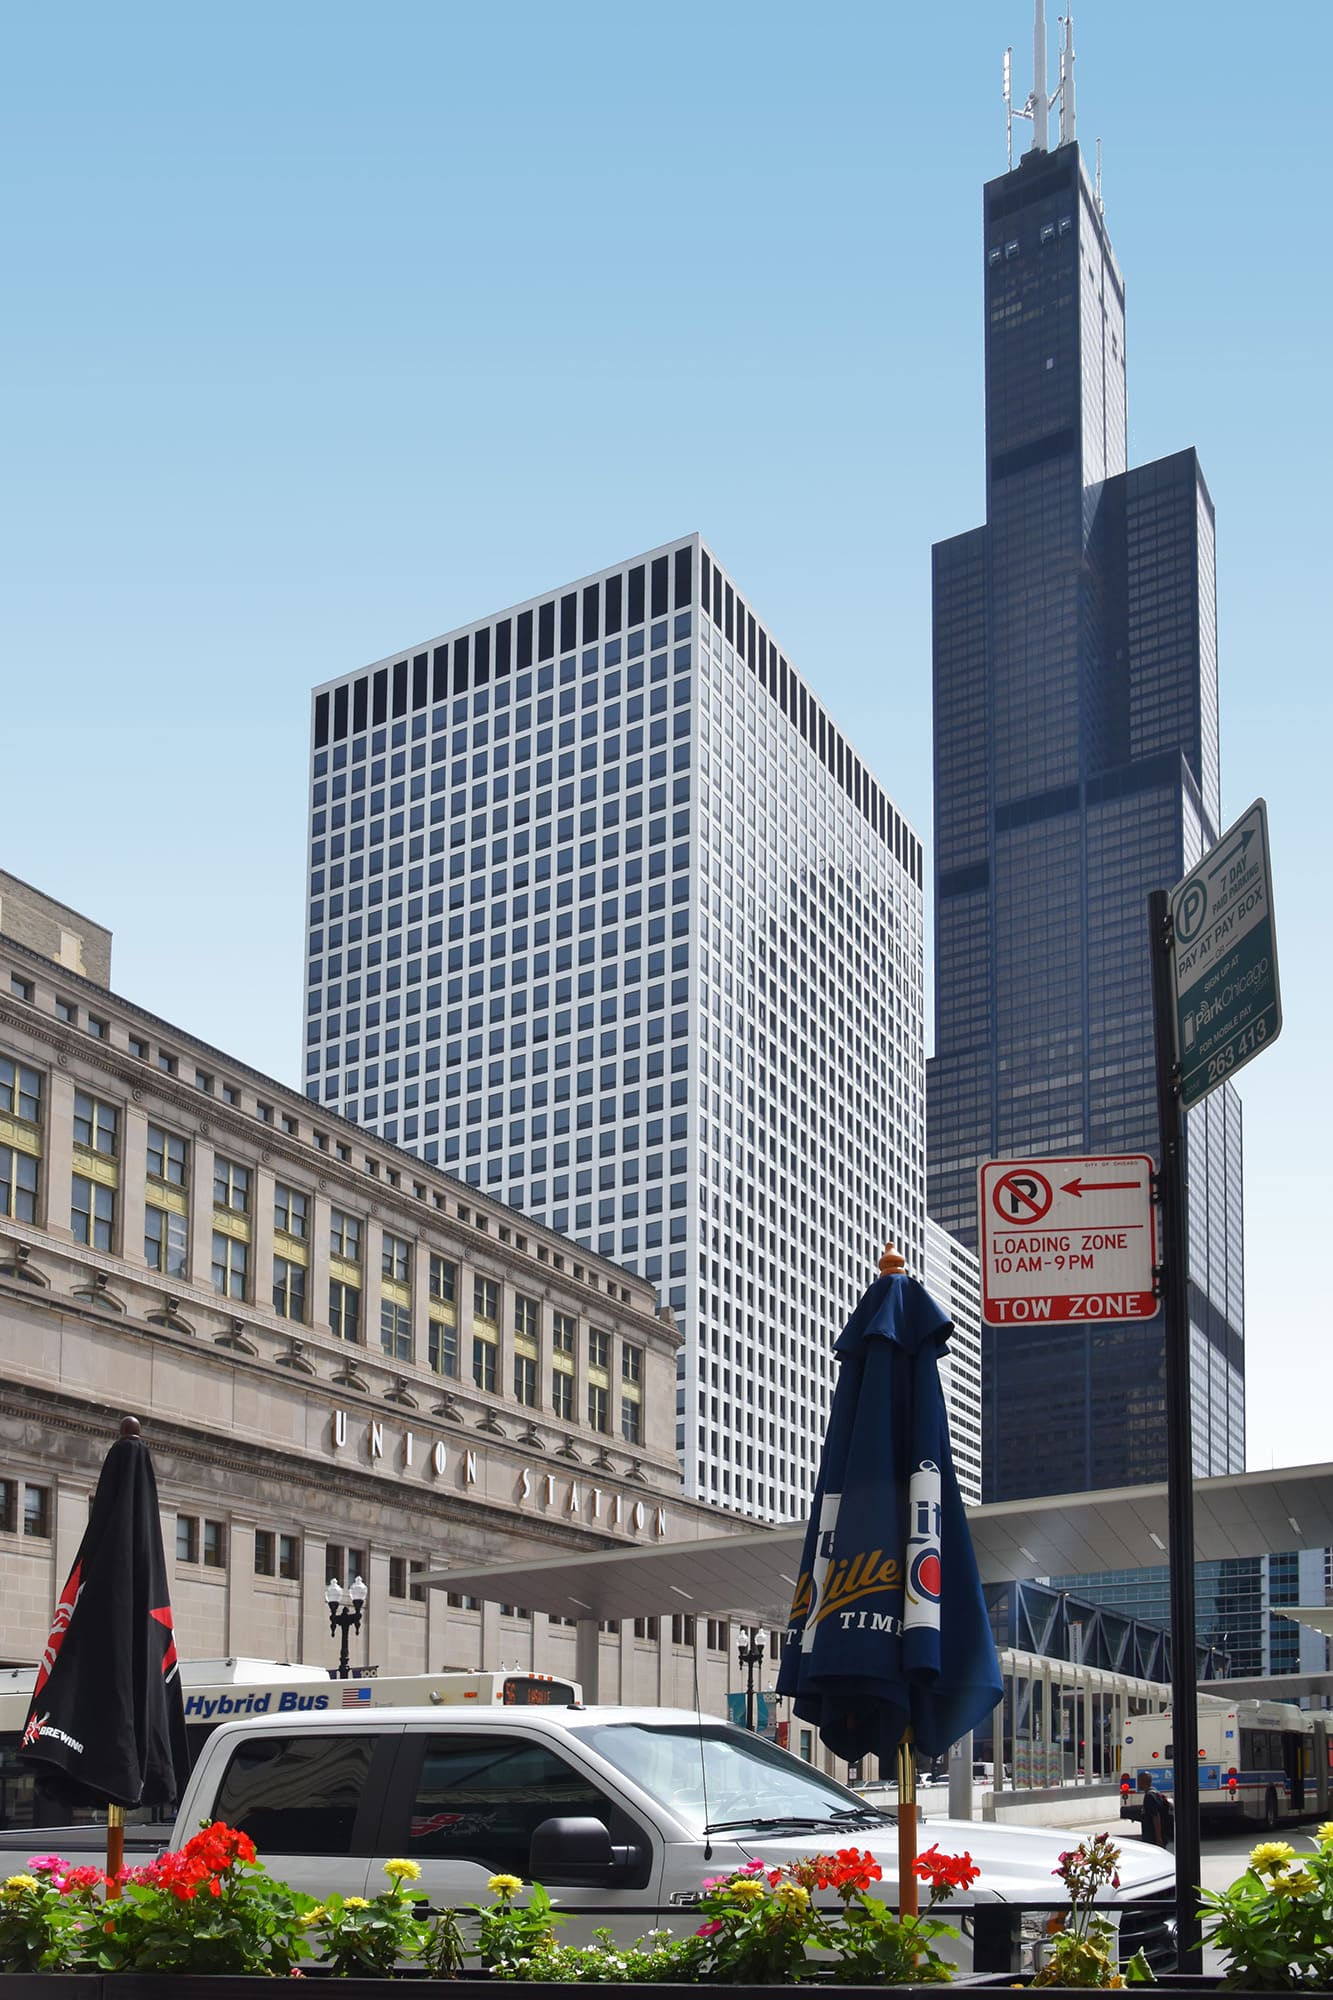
[306,536,926,1520]
[927,140,1244,1502]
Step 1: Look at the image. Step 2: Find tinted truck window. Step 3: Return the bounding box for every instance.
[212,1733,378,1855]
[408,1732,626,1875]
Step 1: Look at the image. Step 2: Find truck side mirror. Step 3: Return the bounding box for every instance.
[529,1815,641,1887]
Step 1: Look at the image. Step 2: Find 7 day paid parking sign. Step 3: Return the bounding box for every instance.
[978,1156,1158,1327]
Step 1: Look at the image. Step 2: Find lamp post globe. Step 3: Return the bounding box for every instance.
[326,1572,367,1681]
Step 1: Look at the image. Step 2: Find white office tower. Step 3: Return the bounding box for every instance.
[924,1216,984,1508]
[306,535,926,1519]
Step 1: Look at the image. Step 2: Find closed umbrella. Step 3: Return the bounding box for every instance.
[19,1415,189,1885]
[776,1247,1002,1912]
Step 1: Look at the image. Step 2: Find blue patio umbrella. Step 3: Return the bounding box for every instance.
[777,1248,1002,1771]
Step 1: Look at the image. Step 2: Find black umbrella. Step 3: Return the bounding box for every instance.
[19,1415,189,1883]
[776,1246,1002,1912]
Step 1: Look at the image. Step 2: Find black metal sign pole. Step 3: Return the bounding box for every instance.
[1148,887,1202,1970]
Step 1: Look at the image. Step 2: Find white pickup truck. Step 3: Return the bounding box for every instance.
[157,1704,1175,1973]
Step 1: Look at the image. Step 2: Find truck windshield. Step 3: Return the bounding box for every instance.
[567,1720,889,1839]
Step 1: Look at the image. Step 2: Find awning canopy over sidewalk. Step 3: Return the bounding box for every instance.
[424,1461,1333,1625]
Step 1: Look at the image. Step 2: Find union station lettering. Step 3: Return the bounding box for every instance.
[331,1409,668,1540]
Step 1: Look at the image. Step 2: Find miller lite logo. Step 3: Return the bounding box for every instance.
[904,1459,942,1633]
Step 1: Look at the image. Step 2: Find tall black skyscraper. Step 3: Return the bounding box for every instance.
[926,28,1244,1501]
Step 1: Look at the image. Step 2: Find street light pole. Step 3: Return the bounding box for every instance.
[737,1628,766,1731]
[324,1573,368,1680]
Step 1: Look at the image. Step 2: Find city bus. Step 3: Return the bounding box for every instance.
[0,1658,582,1832]
[1121,1698,1332,1829]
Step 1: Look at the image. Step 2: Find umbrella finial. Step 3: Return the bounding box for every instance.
[879,1241,906,1275]
[118,1415,142,1440]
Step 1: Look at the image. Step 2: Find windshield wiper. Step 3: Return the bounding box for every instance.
[825,1806,894,1825]
[702,1815,834,1835]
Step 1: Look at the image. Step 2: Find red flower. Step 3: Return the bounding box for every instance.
[914,1844,981,1892]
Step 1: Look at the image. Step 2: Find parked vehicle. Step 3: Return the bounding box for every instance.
[139,1704,1175,1971]
[0,1658,580,1835]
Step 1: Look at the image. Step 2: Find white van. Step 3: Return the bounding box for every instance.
[166,1705,1175,1972]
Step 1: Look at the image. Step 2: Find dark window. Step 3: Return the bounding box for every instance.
[474,627,490,685]
[372,668,388,726]
[314,692,330,748]
[559,593,577,654]
[433,646,449,701]
[627,564,645,628]
[403,1733,641,1877]
[582,583,599,642]
[353,677,368,731]
[392,658,408,717]
[604,574,622,634]
[212,1735,379,1855]
[712,566,723,626]
[453,634,470,691]
[674,544,691,610]
[724,581,733,643]
[517,609,534,669]
[495,618,511,676]
[538,601,555,660]
[412,653,428,709]
[734,597,746,659]
[700,549,711,612]
[650,556,668,619]
[332,685,348,739]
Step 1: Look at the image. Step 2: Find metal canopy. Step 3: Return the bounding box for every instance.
[423,1462,1333,1626]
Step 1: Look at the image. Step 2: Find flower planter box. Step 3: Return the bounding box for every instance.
[0,1979,1239,1997]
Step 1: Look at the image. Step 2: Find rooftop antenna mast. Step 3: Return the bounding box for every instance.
[1058,12,1077,144]
[1004,3,1075,162]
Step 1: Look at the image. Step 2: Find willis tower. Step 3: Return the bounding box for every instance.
[926,6,1244,1501]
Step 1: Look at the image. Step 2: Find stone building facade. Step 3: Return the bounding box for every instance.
[0,927,768,1708]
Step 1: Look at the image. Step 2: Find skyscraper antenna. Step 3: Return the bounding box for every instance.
[1031,0,1049,151]
[1003,3,1076,164]
[1003,48,1014,170]
[1058,12,1077,144]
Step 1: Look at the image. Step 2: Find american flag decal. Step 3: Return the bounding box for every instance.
[341,1685,373,1707]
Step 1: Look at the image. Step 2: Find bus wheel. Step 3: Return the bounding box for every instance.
[1263,1788,1278,1831]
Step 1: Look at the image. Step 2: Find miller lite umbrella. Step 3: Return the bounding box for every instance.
[777,1247,1002,1908]
[19,1416,189,1878]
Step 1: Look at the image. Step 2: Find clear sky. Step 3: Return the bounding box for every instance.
[3,3,1328,1473]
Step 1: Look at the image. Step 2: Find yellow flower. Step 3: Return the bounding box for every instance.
[299,1906,326,1926]
[1249,1841,1296,1875]
[343,1895,371,1909]
[384,1857,421,1883]
[2,1875,38,1895]
[1284,1869,1317,1894]
[775,1881,810,1909]
[726,1877,768,1901]
[488,1873,524,1896]
[1318,1822,1333,1847]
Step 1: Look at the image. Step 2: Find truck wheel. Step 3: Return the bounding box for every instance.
[1263,1788,1278,1831]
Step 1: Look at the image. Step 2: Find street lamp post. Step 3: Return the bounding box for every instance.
[737,1627,766,1731]
[324,1572,368,1680]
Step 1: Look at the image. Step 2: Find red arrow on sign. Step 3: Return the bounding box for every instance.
[1061,1177,1142,1197]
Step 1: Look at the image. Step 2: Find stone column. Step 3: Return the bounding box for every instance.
[308,1190,333,1335]
[251,1165,276,1321]
[43,1070,76,1244]
[189,1135,216,1293]
[120,1105,149,1274]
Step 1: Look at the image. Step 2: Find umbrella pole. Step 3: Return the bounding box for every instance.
[897,1728,918,1918]
[105,1804,124,1898]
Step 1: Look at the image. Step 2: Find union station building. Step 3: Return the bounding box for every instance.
[0,875,765,1707]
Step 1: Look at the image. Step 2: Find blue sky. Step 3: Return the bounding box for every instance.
[3,2,1328,1471]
